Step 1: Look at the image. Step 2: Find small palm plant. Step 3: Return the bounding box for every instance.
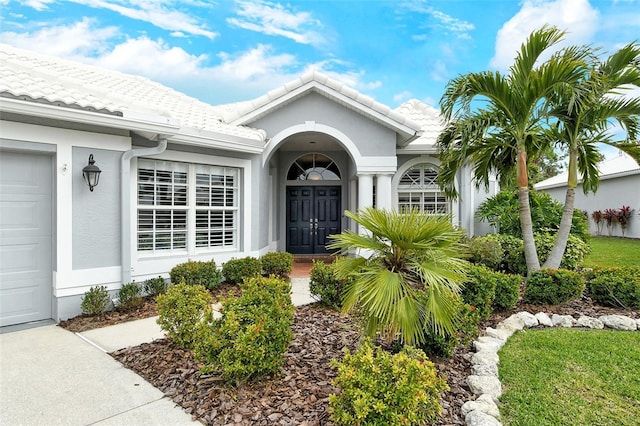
[327,207,468,346]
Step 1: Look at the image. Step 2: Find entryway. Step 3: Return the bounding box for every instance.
[286,186,341,255]
[0,150,53,327]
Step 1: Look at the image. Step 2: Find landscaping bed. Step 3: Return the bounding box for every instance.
[111,304,474,426]
[59,290,639,425]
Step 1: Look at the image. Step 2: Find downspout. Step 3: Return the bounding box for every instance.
[121,136,168,284]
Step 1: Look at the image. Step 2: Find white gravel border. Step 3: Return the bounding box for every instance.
[463,312,639,426]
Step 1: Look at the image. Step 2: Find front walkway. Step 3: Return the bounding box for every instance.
[0,273,315,425]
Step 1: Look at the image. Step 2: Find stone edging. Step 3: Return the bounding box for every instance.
[463,313,640,426]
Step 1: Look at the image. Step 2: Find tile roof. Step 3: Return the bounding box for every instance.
[0,43,265,141]
[535,152,640,189]
[220,71,424,136]
[394,99,444,147]
[1,44,445,146]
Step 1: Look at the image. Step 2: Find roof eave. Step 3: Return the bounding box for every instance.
[0,97,180,136]
[535,168,640,190]
[229,81,423,138]
[171,128,264,154]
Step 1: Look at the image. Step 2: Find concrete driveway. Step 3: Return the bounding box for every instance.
[0,324,196,425]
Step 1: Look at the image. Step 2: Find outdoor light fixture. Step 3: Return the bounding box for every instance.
[82,154,101,191]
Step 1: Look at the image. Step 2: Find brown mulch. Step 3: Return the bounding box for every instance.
[62,283,639,425]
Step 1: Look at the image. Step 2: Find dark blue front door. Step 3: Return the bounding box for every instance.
[286,186,341,254]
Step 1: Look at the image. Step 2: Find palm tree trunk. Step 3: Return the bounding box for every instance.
[543,187,575,269]
[543,148,578,269]
[516,149,540,275]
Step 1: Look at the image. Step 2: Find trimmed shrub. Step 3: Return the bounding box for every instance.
[476,189,590,242]
[535,232,591,270]
[487,233,590,274]
[467,236,503,270]
[169,260,223,290]
[143,276,168,298]
[194,276,294,384]
[524,269,585,305]
[81,285,111,316]
[461,264,497,320]
[492,272,521,311]
[118,281,143,311]
[491,234,527,275]
[156,282,212,349]
[222,256,262,284]
[462,264,521,314]
[419,302,481,358]
[586,267,640,309]
[329,339,448,426]
[261,252,294,277]
[309,260,348,310]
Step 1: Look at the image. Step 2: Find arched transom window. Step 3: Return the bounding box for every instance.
[397,164,449,214]
[287,153,340,181]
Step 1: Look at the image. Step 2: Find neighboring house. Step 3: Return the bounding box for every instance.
[0,44,495,326]
[534,152,640,239]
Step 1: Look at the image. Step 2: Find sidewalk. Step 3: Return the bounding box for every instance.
[0,275,315,425]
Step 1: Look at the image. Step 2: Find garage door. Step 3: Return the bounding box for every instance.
[0,151,53,326]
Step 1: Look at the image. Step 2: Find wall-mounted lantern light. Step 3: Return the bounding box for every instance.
[82,154,102,191]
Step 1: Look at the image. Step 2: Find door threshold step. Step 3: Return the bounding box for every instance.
[292,254,335,264]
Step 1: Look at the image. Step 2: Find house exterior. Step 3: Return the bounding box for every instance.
[534,152,640,239]
[0,43,496,326]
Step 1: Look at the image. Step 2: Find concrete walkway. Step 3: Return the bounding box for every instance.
[0,277,315,425]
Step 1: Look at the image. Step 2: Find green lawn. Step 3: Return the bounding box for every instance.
[583,236,640,268]
[499,329,640,426]
[496,236,640,425]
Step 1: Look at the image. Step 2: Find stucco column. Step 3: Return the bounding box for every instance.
[358,173,374,211]
[357,173,374,236]
[375,173,393,211]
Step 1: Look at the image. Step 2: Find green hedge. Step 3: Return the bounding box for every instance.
[156,283,212,349]
[222,256,262,284]
[169,260,223,290]
[260,252,294,277]
[586,267,640,309]
[524,269,585,305]
[330,339,448,426]
[309,260,349,310]
[194,276,294,384]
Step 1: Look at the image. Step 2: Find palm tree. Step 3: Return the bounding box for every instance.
[327,208,467,346]
[437,26,591,275]
[542,42,640,268]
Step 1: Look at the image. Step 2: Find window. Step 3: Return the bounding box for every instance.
[397,164,449,214]
[137,159,239,253]
[287,153,340,180]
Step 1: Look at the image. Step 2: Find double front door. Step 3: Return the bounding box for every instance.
[286,186,341,254]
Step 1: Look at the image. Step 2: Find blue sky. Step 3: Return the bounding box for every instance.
[1,0,639,111]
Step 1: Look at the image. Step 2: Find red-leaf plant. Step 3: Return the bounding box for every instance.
[603,208,618,236]
[616,205,633,237]
[591,210,604,236]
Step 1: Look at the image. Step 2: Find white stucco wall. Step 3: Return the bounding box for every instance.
[542,173,640,239]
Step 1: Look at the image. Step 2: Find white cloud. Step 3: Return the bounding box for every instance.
[490,0,599,70]
[1,17,118,58]
[0,15,380,104]
[227,0,325,46]
[401,2,474,39]
[393,91,413,103]
[428,59,449,82]
[70,0,218,39]
[22,0,54,10]
[216,44,297,80]
[91,37,210,81]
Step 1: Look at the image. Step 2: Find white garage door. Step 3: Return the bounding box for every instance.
[0,151,53,326]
